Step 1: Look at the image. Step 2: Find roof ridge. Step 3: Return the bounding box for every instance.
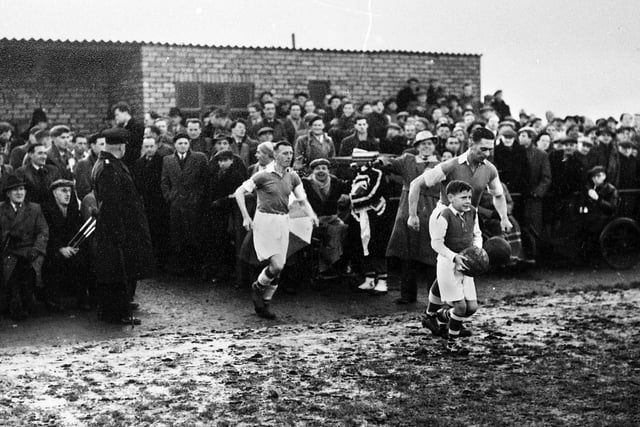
[0,37,481,57]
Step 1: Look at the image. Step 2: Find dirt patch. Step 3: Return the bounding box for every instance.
[1,288,638,426]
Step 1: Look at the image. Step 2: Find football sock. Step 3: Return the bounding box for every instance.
[448,310,464,340]
[436,307,450,326]
[426,283,443,316]
[258,267,277,287]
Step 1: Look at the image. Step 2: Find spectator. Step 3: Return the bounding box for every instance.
[396,78,419,111]
[547,137,584,224]
[0,174,48,321]
[380,123,407,155]
[294,115,335,170]
[146,124,174,156]
[161,134,210,276]
[250,101,284,142]
[246,103,263,139]
[493,127,530,196]
[228,120,258,167]
[168,107,186,136]
[113,102,144,171]
[283,103,307,144]
[368,100,389,141]
[41,179,84,311]
[16,142,62,204]
[75,133,105,200]
[324,95,343,126]
[208,149,249,283]
[517,127,551,261]
[47,125,73,179]
[302,158,350,277]
[339,115,379,156]
[186,118,213,159]
[134,136,170,270]
[490,90,511,121]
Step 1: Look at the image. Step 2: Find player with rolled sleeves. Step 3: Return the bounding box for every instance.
[408,127,512,337]
[234,141,319,319]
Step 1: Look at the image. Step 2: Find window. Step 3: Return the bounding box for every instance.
[175,82,254,116]
[308,80,331,106]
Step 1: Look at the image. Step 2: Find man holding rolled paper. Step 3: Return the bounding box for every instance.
[41,179,87,311]
[92,128,154,325]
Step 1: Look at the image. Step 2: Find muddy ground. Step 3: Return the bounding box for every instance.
[1,265,639,426]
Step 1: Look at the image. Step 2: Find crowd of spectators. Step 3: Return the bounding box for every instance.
[0,76,639,321]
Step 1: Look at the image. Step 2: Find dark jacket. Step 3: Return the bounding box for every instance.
[524,145,551,198]
[46,144,73,179]
[228,136,259,167]
[582,182,618,217]
[283,117,308,144]
[302,175,349,217]
[0,201,48,260]
[339,132,380,157]
[15,163,62,205]
[493,143,530,195]
[367,112,389,141]
[75,152,99,200]
[121,118,145,171]
[9,144,28,170]
[190,136,214,159]
[549,151,584,198]
[92,151,154,283]
[161,151,209,248]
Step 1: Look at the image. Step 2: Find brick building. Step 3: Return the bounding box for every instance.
[0,38,481,132]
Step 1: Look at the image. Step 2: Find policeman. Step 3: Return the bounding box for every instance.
[92,128,154,325]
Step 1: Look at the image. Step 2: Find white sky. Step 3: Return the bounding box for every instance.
[3,0,639,120]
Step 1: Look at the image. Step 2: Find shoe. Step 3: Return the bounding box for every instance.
[421,315,442,336]
[445,339,469,355]
[394,297,417,305]
[459,324,472,338]
[251,282,265,314]
[371,279,388,295]
[257,302,276,320]
[357,277,376,292]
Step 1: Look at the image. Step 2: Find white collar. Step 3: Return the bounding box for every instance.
[261,161,276,172]
[458,150,488,166]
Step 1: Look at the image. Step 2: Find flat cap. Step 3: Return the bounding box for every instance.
[102,128,130,145]
[257,127,274,136]
[309,158,331,169]
[50,179,75,191]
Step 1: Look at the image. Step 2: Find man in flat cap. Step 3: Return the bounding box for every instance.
[92,128,154,325]
[0,174,48,321]
[207,149,247,283]
[302,158,350,278]
[41,179,86,311]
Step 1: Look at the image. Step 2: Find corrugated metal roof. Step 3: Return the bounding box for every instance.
[0,37,481,57]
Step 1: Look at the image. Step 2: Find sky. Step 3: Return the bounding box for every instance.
[3,0,639,120]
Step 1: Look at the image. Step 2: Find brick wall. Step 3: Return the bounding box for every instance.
[0,39,480,131]
[0,41,143,134]
[141,45,481,116]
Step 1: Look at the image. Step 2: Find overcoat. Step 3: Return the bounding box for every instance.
[384,153,439,264]
[92,151,154,284]
[161,150,209,249]
[0,201,48,283]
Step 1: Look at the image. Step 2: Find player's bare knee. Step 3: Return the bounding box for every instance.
[465,300,478,316]
[451,300,467,317]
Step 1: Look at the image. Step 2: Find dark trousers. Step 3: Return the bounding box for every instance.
[2,258,36,319]
[400,260,435,301]
[97,281,130,321]
[523,197,543,259]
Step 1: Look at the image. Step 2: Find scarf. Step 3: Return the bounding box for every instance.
[310,174,331,202]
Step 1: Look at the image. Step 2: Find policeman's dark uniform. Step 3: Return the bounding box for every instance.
[92,128,154,324]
